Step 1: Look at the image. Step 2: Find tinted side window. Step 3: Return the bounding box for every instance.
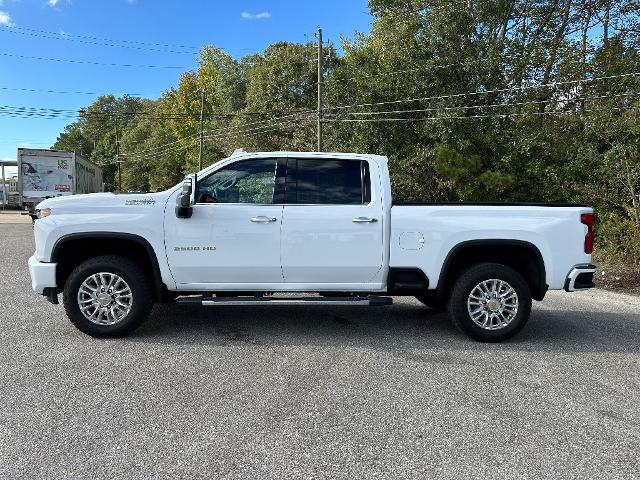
[294,159,367,205]
[198,159,277,204]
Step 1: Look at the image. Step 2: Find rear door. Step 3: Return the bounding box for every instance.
[281,157,384,285]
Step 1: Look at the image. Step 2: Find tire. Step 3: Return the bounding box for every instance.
[447,262,532,342]
[63,255,154,338]
[415,293,445,311]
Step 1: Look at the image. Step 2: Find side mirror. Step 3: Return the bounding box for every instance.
[175,173,197,218]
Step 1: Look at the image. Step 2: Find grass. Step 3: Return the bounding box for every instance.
[593,250,640,295]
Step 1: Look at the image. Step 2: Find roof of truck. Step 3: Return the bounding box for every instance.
[229,150,389,162]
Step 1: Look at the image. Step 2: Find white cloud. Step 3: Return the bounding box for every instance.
[0,10,13,26]
[48,0,71,7]
[241,11,271,20]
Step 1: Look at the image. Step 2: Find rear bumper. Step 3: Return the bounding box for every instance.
[28,255,57,295]
[564,264,597,292]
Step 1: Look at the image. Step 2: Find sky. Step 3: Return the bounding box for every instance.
[0,0,373,177]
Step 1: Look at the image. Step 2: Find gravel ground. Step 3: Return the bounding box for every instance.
[1,223,639,479]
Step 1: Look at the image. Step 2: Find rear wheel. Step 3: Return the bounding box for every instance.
[63,255,154,337]
[447,262,531,342]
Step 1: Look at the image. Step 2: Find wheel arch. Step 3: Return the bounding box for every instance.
[436,239,548,301]
[51,232,165,301]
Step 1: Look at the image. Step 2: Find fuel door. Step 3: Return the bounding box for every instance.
[399,232,425,250]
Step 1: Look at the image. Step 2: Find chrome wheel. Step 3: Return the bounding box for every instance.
[467,279,519,330]
[77,272,133,326]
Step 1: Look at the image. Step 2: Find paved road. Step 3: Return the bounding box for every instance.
[1,223,639,479]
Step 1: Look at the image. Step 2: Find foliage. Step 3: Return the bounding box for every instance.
[51,0,640,267]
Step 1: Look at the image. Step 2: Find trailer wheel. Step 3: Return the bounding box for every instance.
[62,255,153,338]
[447,262,531,342]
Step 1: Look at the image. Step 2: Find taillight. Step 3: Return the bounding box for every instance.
[581,213,596,254]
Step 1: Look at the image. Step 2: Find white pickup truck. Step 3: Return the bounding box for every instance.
[28,151,597,342]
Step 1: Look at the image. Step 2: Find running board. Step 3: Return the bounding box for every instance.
[176,295,393,307]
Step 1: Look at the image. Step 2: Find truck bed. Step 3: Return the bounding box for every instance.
[393,202,590,207]
[389,204,593,291]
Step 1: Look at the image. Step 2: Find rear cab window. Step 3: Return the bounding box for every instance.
[286,159,371,205]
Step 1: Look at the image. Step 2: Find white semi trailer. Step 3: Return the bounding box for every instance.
[17,148,103,218]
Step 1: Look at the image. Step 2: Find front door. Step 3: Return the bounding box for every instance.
[165,158,284,288]
[281,158,385,286]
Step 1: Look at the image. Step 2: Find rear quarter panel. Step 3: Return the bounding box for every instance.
[390,205,593,290]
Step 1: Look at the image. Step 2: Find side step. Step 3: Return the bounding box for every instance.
[176,295,393,307]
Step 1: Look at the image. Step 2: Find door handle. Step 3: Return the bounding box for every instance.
[251,216,278,223]
[352,217,378,223]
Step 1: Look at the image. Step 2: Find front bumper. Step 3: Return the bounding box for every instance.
[564,264,597,292]
[28,255,57,295]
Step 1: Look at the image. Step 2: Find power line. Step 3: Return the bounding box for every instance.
[118,119,304,163]
[329,65,456,85]
[325,71,640,112]
[326,52,545,85]
[78,107,313,119]
[0,104,314,121]
[0,108,79,119]
[125,111,313,156]
[0,85,634,122]
[203,116,307,142]
[119,112,311,159]
[119,137,199,162]
[330,91,640,117]
[0,105,80,113]
[1,77,634,122]
[2,25,201,51]
[0,26,198,55]
[0,52,186,69]
[324,107,629,123]
[123,119,299,161]
[200,111,313,139]
[0,86,152,97]
[120,133,201,158]
[0,25,280,55]
[206,123,301,145]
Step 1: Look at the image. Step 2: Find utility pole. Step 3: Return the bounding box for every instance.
[199,89,205,171]
[317,27,324,152]
[115,115,121,192]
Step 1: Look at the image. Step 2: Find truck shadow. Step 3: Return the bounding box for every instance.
[129,299,640,355]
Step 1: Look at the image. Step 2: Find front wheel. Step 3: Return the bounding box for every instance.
[63,255,154,337]
[447,263,532,342]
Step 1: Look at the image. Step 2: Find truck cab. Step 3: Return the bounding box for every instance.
[167,152,388,291]
[28,150,596,342]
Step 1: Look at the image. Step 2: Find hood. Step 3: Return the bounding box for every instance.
[36,191,172,212]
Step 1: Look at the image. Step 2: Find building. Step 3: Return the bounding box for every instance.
[7,176,18,193]
[1,176,20,207]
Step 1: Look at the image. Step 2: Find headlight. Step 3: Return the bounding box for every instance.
[36,208,52,219]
